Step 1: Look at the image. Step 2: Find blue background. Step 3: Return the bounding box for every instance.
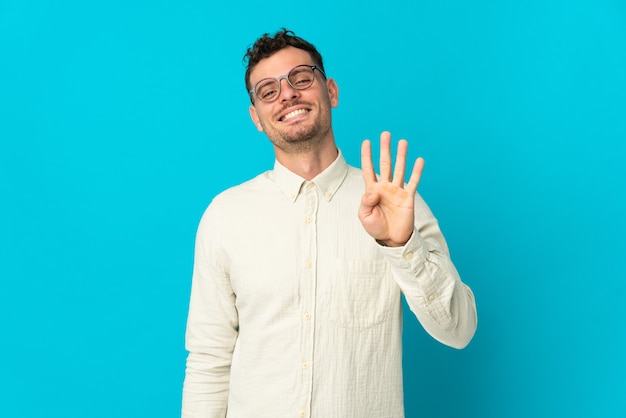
[1,0,625,417]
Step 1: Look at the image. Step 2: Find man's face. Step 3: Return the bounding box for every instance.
[248,46,339,154]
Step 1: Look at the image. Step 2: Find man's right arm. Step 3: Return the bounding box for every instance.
[182,204,238,418]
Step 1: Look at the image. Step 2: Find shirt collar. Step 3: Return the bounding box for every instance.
[273,149,349,203]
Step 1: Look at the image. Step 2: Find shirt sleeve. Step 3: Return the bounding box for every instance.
[376,193,477,349]
[182,202,238,418]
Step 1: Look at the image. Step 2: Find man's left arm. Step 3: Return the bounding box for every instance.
[376,194,477,348]
[359,131,477,348]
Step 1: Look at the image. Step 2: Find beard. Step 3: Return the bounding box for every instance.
[262,101,333,154]
[271,120,329,152]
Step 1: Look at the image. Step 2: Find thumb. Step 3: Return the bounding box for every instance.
[359,192,380,212]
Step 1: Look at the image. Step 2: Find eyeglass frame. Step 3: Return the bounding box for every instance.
[249,64,327,103]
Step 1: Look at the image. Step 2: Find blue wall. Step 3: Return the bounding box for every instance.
[1,1,624,417]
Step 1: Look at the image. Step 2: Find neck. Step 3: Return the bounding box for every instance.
[275,140,338,180]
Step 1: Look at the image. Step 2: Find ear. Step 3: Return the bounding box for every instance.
[249,104,264,132]
[326,78,339,108]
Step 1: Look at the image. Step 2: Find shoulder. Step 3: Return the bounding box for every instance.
[210,171,274,206]
[195,171,267,222]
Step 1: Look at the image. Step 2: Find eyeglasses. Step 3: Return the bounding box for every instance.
[249,64,326,103]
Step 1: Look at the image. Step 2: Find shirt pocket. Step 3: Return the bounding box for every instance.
[329,258,396,329]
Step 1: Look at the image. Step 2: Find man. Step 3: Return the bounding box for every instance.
[182,29,477,418]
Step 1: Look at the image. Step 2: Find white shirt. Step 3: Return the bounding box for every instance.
[182,151,477,418]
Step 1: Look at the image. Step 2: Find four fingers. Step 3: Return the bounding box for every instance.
[361,131,423,190]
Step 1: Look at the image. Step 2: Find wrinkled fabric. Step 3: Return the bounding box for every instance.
[182,151,477,418]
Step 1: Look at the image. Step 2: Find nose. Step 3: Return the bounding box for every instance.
[278,77,300,102]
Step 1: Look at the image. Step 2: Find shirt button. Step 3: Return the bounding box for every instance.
[428,294,436,301]
[305,261,312,269]
[324,191,331,198]
[304,312,311,320]
[405,252,414,260]
[306,215,313,223]
[300,411,307,417]
[307,183,314,190]
[302,362,309,369]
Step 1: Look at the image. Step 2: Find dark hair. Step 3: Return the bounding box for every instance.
[243,28,325,95]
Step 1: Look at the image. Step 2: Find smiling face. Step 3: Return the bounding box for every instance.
[248,47,339,155]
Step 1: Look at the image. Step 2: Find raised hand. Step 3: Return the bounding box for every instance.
[358,131,425,247]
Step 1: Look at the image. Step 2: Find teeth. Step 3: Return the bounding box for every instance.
[283,109,307,121]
